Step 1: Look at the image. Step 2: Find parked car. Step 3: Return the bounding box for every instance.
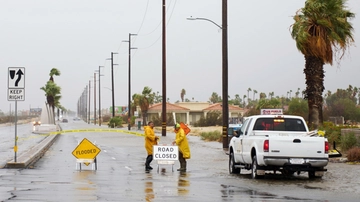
[62,119,68,123]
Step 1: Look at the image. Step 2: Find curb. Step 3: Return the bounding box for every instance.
[6,133,60,168]
[5,125,62,169]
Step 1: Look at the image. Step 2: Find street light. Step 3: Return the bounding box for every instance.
[187,0,229,149]
[107,52,118,117]
[186,17,222,29]
[123,33,137,131]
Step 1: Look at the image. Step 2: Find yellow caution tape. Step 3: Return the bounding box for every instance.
[17,128,145,142]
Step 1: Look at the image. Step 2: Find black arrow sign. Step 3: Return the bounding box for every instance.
[15,69,23,87]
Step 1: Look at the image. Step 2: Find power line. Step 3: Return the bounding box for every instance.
[136,0,177,51]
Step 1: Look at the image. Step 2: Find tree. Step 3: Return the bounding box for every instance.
[247,88,252,103]
[49,68,61,82]
[253,90,258,101]
[295,88,301,98]
[209,92,221,103]
[233,94,241,106]
[152,91,162,103]
[291,0,355,129]
[180,89,186,102]
[243,95,247,108]
[259,92,267,100]
[40,81,61,124]
[268,92,274,99]
[133,86,154,125]
[325,88,360,121]
[287,98,309,120]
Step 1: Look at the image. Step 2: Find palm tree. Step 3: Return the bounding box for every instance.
[269,92,274,99]
[133,86,154,125]
[253,90,258,101]
[296,88,301,98]
[180,89,186,102]
[247,88,252,104]
[49,68,61,82]
[40,81,61,124]
[291,0,355,129]
[209,92,221,103]
[243,95,247,108]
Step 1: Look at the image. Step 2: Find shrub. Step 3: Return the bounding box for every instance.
[200,131,222,142]
[194,111,222,127]
[108,116,123,128]
[340,132,357,151]
[151,114,174,127]
[102,115,112,123]
[346,147,360,162]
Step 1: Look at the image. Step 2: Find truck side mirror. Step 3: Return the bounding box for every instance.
[236,129,243,137]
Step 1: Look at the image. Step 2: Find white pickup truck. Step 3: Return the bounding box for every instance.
[228,114,329,179]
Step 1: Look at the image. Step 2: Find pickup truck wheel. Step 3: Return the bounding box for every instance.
[251,155,264,179]
[229,152,240,174]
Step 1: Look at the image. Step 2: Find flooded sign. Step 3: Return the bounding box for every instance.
[72,138,101,160]
[153,145,178,161]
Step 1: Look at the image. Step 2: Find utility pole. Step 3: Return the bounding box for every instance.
[222,0,229,149]
[94,72,96,125]
[98,66,104,126]
[162,0,167,137]
[123,33,137,131]
[85,85,88,122]
[110,52,118,118]
[88,80,91,124]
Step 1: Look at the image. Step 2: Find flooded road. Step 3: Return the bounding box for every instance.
[0,121,359,201]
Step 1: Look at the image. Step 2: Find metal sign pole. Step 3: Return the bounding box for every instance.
[14,99,18,162]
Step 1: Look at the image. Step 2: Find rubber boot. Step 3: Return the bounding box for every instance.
[145,155,153,171]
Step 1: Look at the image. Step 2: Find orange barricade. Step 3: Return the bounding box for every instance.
[180,122,191,135]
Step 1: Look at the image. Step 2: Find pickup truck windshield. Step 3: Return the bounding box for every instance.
[253,118,306,132]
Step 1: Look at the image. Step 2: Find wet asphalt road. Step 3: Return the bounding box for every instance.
[1,120,360,201]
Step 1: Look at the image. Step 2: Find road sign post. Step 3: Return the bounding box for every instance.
[8,67,25,163]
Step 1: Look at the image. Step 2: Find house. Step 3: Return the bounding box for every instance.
[146,102,244,126]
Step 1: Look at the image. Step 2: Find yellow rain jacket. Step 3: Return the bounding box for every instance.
[175,128,191,159]
[144,126,157,155]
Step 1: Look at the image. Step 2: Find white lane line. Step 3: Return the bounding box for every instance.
[125,166,133,172]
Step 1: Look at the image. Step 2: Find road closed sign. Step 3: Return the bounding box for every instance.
[153,145,178,161]
[72,138,101,160]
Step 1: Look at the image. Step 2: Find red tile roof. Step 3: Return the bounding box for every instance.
[148,102,190,112]
[203,103,243,111]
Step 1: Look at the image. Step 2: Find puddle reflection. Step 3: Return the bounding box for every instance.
[145,173,155,202]
[178,172,190,195]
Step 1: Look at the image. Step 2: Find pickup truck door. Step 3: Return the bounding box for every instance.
[239,118,253,163]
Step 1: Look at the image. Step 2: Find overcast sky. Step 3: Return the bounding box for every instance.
[1,0,359,114]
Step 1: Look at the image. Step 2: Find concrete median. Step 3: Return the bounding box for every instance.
[6,124,62,169]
